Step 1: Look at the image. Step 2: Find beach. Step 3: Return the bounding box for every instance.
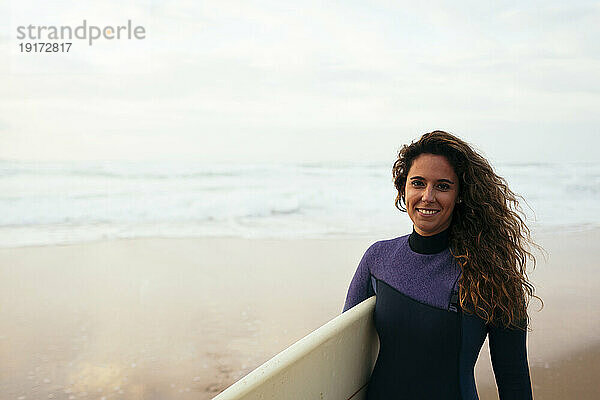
[1,229,599,400]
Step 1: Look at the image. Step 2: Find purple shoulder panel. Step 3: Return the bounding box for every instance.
[344,235,461,312]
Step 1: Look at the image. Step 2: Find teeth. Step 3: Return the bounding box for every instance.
[418,209,439,215]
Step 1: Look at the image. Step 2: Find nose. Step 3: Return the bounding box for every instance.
[421,185,435,203]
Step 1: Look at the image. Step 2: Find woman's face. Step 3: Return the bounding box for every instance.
[404,153,460,236]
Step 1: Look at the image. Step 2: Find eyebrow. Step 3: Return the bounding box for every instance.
[409,176,455,185]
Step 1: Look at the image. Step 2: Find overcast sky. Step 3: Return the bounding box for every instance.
[1,0,599,163]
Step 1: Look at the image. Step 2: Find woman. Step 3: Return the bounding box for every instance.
[343,131,540,400]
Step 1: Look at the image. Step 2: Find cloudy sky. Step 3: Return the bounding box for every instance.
[1,0,599,163]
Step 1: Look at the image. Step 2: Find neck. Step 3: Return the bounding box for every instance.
[408,227,450,254]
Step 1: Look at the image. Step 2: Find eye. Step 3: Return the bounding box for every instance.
[411,180,425,187]
[436,183,451,190]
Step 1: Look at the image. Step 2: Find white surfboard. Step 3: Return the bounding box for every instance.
[213,296,378,400]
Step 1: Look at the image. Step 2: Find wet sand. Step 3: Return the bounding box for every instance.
[0,229,598,399]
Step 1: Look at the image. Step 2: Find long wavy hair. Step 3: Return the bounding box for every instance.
[392,130,542,329]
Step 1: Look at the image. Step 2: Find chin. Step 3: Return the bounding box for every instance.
[415,223,448,236]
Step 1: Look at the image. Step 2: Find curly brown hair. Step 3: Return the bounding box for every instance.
[392,130,542,329]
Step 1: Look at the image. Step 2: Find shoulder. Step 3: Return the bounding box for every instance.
[374,234,409,253]
[362,234,409,263]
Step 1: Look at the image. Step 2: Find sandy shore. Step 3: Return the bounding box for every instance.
[0,229,599,399]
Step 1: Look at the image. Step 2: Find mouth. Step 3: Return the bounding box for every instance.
[416,208,440,216]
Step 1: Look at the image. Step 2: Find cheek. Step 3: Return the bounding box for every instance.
[404,191,414,207]
[404,184,414,200]
[444,197,458,213]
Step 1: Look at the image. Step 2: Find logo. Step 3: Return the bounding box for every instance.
[16,20,146,46]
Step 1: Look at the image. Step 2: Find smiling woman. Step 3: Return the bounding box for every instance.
[404,153,460,236]
[344,130,541,399]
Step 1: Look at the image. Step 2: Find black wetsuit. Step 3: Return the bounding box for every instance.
[343,228,533,400]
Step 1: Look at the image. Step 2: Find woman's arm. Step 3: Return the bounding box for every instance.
[488,323,533,400]
[342,242,379,312]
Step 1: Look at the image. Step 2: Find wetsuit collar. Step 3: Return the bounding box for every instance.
[408,227,450,255]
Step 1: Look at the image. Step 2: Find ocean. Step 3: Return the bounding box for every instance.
[1,160,598,247]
